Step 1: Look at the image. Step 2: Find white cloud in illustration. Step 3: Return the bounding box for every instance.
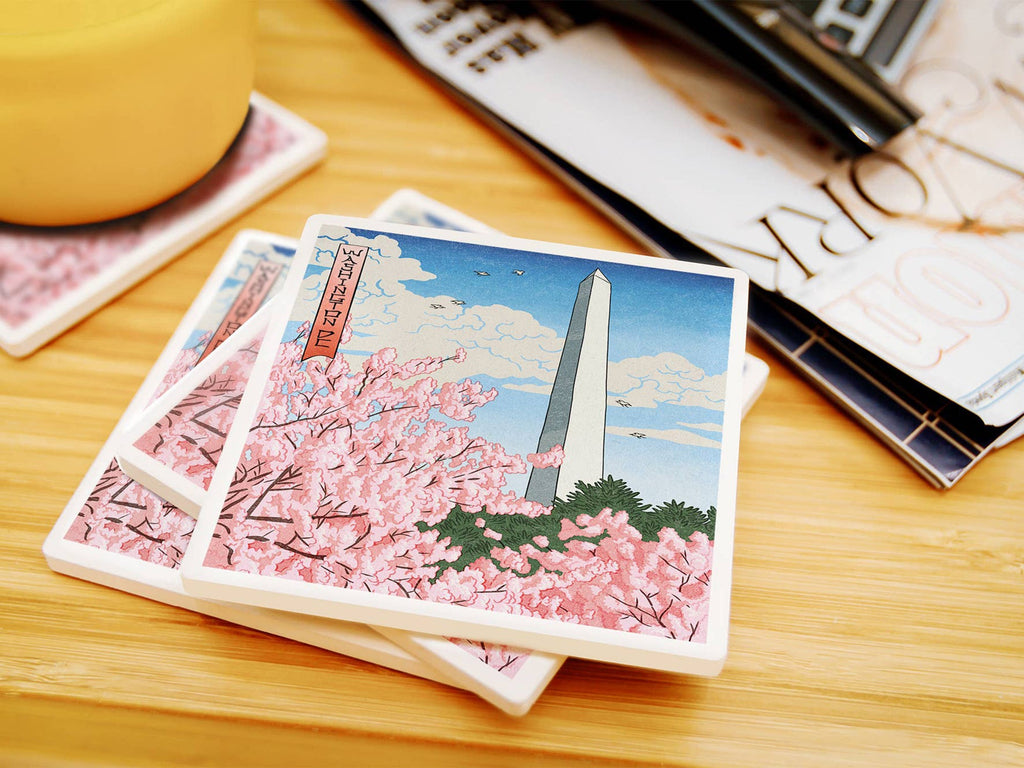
[349,292,564,383]
[504,382,553,396]
[299,269,327,300]
[608,352,725,411]
[675,421,723,433]
[606,424,721,448]
[305,233,567,383]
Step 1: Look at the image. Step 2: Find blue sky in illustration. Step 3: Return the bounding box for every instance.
[182,240,294,352]
[298,226,740,510]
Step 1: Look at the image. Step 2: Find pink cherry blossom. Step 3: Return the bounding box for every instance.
[64,459,195,569]
[203,324,715,644]
[134,335,262,490]
[527,445,564,469]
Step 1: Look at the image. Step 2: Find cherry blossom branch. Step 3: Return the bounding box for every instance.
[434,437,483,465]
[610,590,670,631]
[243,465,302,522]
[223,460,274,512]
[275,532,325,560]
[254,402,416,433]
[125,522,166,543]
[188,393,243,438]
[344,526,372,551]
[497,654,520,672]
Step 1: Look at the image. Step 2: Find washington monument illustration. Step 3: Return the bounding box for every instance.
[525,269,611,506]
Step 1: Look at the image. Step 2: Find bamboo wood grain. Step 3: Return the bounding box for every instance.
[1,2,1021,765]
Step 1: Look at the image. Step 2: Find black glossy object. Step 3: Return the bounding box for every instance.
[596,0,922,156]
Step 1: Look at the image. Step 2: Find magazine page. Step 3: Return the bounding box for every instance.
[363,0,1024,427]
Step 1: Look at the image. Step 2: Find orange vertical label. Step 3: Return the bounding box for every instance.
[302,244,369,361]
[199,260,285,362]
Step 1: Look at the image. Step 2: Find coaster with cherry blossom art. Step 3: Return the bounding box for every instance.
[42,230,461,689]
[182,216,748,675]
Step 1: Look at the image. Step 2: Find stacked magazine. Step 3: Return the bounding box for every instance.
[349,0,1024,487]
[44,191,769,715]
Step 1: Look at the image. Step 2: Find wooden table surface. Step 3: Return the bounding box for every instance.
[2,2,1021,766]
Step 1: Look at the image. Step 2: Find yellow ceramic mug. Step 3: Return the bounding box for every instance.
[0,0,256,226]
